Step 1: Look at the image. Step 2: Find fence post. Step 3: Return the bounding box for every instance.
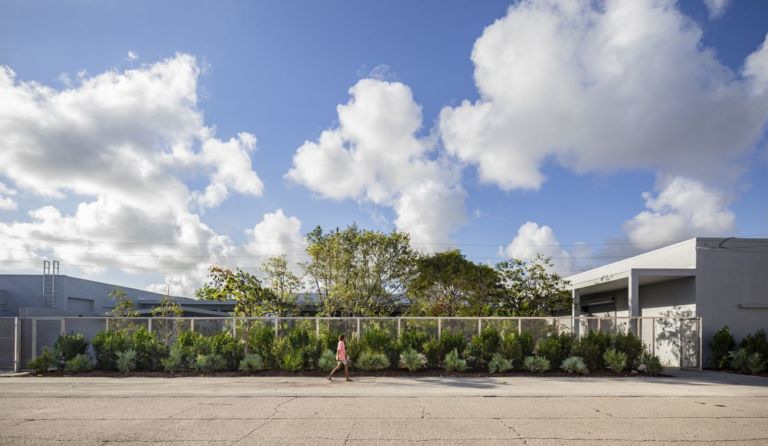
[651,317,656,356]
[477,318,482,336]
[31,319,37,360]
[679,318,684,368]
[190,318,195,333]
[147,318,153,333]
[315,318,320,337]
[60,318,66,336]
[356,317,361,339]
[518,318,522,336]
[14,317,21,372]
[397,318,401,340]
[274,316,279,338]
[437,318,442,338]
[698,318,703,371]
[232,318,237,338]
[105,317,110,332]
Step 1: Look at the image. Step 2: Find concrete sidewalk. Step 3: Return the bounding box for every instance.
[1,370,767,445]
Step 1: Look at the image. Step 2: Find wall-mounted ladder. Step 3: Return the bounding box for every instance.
[42,260,59,308]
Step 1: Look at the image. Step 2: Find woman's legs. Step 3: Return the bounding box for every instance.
[327,361,343,380]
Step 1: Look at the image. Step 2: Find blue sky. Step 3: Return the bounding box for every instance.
[1,0,767,295]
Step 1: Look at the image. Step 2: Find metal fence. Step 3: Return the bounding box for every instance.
[0,316,702,372]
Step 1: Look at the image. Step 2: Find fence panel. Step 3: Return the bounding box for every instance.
[0,318,14,370]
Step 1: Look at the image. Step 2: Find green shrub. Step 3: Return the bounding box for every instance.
[318,349,338,371]
[193,353,226,373]
[535,333,574,368]
[28,347,56,374]
[747,352,767,375]
[64,354,93,373]
[740,329,768,359]
[130,327,167,371]
[162,347,186,373]
[92,330,131,370]
[573,331,611,371]
[398,330,431,353]
[709,326,735,370]
[359,323,398,366]
[638,352,663,376]
[423,337,442,367]
[499,332,533,368]
[488,353,512,374]
[603,348,628,373]
[523,355,550,374]
[54,332,89,365]
[439,332,467,361]
[357,350,390,371]
[443,348,467,372]
[238,353,265,372]
[247,324,276,366]
[729,348,750,373]
[561,356,588,375]
[467,326,501,368]
[116,349,137,374]
[399,348,427,372]
[279,349,304,372]
[208,331,244,370]
[612,332,643,368]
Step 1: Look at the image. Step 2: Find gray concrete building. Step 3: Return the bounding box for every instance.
[566,237,768,365]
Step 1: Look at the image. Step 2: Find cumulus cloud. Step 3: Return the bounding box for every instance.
[126,50,139,61]
[503,221,578,275]
[439,0,768,191]
[623,176,735,249]
[244,209,308,268]
[0,54,265,295]
[287,78,466,249]
[704,0,731,19]
[0,182,17,211]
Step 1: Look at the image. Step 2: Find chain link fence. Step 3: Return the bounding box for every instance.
[0,316,702,372]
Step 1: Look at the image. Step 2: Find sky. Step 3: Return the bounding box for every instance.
[0,0,767,296]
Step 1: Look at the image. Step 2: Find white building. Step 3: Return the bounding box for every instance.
[566,237,768,366]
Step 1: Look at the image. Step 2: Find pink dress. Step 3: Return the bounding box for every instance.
[336,340,347,364]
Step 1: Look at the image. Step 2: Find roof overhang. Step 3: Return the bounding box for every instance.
[572,268,697,295]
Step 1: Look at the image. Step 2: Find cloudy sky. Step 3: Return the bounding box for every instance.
[1,0,767,296]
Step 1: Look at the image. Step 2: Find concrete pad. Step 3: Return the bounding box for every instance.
[170,396,293,419]
[245,418,350,440]
[268,397,425,419]
[348,419,517,441]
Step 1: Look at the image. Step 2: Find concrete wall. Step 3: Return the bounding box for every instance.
[695,239,768,351]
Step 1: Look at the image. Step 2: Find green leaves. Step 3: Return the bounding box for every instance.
[196,266,282,317]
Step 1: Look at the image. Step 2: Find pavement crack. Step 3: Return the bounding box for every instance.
[231,396,296,445]
[499,418,528,445]
[343,419,356,445]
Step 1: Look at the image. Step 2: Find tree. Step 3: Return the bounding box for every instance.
[493,255,571,316]
[303,224,418,316]
[196,266,285,317]
[407,250,499,316]
[261,255,300,314]
[108,288,138,318]
[150,291,184,345]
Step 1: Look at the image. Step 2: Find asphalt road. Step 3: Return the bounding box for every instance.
[1,369,767,445]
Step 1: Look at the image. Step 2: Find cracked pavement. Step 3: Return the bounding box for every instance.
[0,369,767,445]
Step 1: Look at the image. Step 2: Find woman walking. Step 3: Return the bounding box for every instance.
[327,334,351,381]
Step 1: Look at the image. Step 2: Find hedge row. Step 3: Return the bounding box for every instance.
[28,322,664,376]
[709,326,767,375]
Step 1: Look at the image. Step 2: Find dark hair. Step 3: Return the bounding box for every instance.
[338,334,345,341]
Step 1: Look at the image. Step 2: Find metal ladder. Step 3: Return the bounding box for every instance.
[42,260,59,308]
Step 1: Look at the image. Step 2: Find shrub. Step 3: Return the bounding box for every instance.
[638,352,663,376]
[239,353,265,372]
[162,347,186,373]
[357,350,390,371]
[443,348,467,372]
[499,332,533,368]
[523,355,550,374]
[423,337,442,367]
[747,352,767,375]
[535,333,575,368]
[729,348,750,373]
[573,331,611,371]
[488,353,512,374]
[92,330,131,370]
[279,349,304,372]
[194,353,226,374]
[130,327,167,371]
[116,349,137,374]
[740,329,768,359]
[359,323,398,366]
[28,347,56,374]
[466,326,501,368]
[612,332,644,368]
[54,332,89,365]
[709,326,735,370]
[561,356,588,375]
[318,349,338,371]
[398,330,431,353]
[603,348,628,373]
[208,331,244,370]
[399,348,427,372]
[64,354,93,373]
[439,332,467,361]
[247,324,276,366]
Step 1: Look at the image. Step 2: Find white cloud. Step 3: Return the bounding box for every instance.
[439,0,768,191]
[624,176,735,249]
[287,78,466,249]
[704,0,730,19]
[0,54,265,295]
[0,181,17,211]
[504,221,574,275]
[126,50,139,61]
[244,209,307,268]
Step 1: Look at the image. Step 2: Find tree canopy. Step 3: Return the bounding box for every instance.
[196,266,292,317]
